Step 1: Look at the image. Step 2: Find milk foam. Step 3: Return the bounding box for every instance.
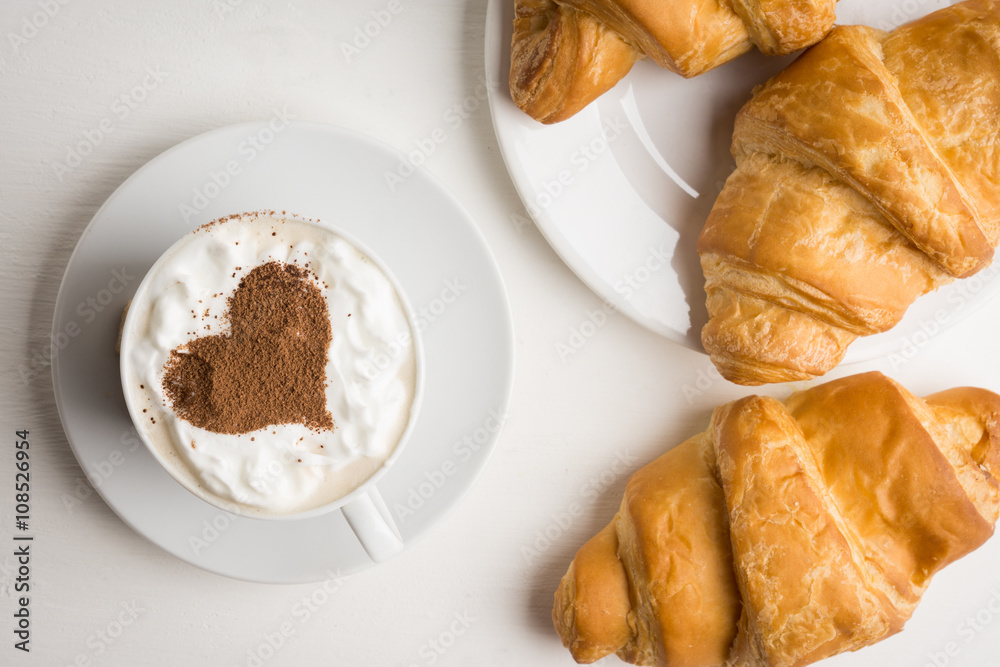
[122,214,418,516]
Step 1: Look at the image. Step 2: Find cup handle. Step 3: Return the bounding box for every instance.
[341,487,404,563]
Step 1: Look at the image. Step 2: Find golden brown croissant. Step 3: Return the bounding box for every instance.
[553,371,1000,666]
[698,0,1000,385]
[509,0,837,123]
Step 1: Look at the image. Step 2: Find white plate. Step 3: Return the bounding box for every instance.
[485,0,999,360]
[51,121,515,584]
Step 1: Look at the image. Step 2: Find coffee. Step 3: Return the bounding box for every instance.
[121,213,419,517]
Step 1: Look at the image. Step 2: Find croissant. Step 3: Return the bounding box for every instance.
[553,371,1000,666]
[697,0,1000,385]
[509,0,837,123]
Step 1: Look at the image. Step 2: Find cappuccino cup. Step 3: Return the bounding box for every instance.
[120,212,423,562]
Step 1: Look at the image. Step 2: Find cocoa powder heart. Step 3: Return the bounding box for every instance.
[162,261,334,434]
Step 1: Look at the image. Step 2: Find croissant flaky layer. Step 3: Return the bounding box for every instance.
[698,0,1000,385]
[552,371,1000,667]
[508,0,836,123]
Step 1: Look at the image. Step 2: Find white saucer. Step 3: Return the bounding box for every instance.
[51,121,515,584]
[485,0,1000,361]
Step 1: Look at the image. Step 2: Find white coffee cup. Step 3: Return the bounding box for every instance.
[120,212,424,563]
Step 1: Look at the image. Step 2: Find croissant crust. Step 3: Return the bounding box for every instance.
[553,371,1000,666]
[698,0,1000,385]
[509,0,836,123]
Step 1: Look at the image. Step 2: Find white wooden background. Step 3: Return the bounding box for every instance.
[1,1,999,666]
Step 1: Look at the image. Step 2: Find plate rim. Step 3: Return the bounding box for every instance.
[483,0,698,350]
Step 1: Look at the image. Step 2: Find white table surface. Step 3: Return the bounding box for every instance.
[1,1,999,666]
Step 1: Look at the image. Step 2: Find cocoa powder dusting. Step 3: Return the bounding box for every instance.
[162,261,334,434]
